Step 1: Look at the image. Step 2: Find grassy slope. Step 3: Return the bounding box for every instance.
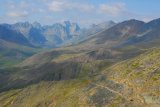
[0,39,42,68]
[0,78,91,107]
[102,48,160,106]
[0,48,159,107]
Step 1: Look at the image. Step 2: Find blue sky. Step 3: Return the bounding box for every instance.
[0,0,160,27]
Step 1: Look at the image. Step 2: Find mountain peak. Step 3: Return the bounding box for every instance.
[97,21,116,29]
[63,21,71,26]
[62,21,80,33]
[122,19,145,24]
[14,21,32,28]
[145,17,160,28]
[32,22,41,28]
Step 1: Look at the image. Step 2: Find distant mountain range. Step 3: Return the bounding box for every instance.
[1,18,160,49]
[0,21,115,48]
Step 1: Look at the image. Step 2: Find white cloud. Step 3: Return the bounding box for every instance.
[48,1,126,16]
[141,17,153,22]
[5,0,31,18]
[72,3,95,12]
[48,1,65,12]
[48,1,94,12]
[7,11,29,18]
[99,2,126,16]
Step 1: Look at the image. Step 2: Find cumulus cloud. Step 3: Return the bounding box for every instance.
[99,2,126,16]
[74,3,95,12]
[48,1,65,12]
[48,0,94,12]
[47,1,126,16]
[5,0,31,18]
[7,11,29,17]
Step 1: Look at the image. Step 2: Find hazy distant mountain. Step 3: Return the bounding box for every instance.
[0,25,31,46]
[11,22,46,46]
[1,21,81,47]
[62,21,116,45]
[96,21,116,29]
[43,21,80,46]
[0,21,116,47]
[84,21,116,36]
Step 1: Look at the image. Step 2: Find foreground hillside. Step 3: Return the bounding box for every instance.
[0,48,159,107]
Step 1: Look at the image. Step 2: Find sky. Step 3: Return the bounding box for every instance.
[0,0,160,27]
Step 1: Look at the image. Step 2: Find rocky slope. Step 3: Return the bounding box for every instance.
[0,48,159,107]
